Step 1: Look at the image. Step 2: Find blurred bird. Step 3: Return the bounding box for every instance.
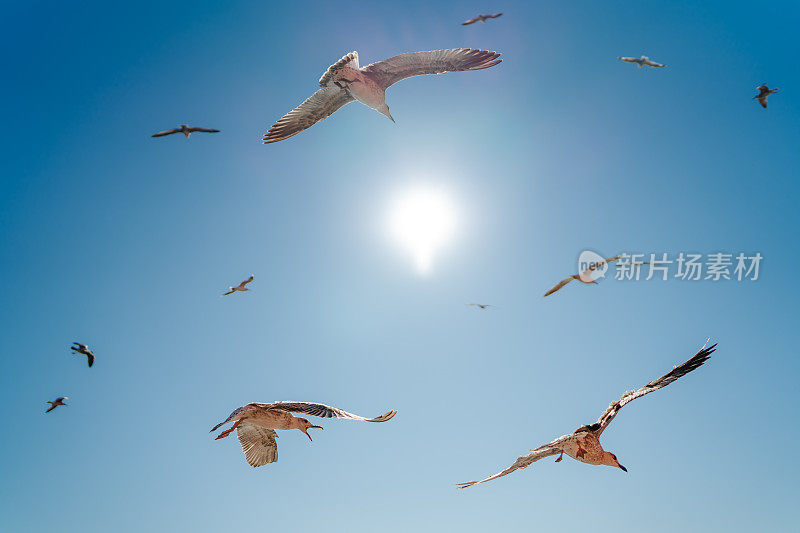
[754,84,778,109]
[211,401,397,467]
[618,55,666,69]
[222,275,254,296]
[263,48,501,143]
[543,255,651,297]
[467,303,495,310]
[46,397,68,413]
[70,342,95,367]
[457,341,716,488]
[151,125,220,139]
[462,13,503,25]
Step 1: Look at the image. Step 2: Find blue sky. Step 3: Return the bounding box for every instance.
[1,1,798,531]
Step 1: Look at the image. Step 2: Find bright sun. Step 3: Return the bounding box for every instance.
[388,186,457,274]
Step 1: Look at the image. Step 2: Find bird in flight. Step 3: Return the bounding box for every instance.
[222,275,254,296]
[462,13,503,25]
[46,397,68,413]
[457,341,716,488]
[544,255,650,297]
[263,48,501,143]
[211,401,397,467]
[151,125,220,139]
[618,55,666,69]
[754,84,778,109]
[70,342,95,367]
[467,303,495,310]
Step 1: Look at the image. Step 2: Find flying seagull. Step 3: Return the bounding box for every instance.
[222,275,254,296]
[618,55,666,69]
[151,125,220,139]
[754,84,778,109]
[467,303,495,310]
[70,342,95,367]
[211,401,397,467]
[543,255,651,297]
[457,341,716,488]
[263,48,502,143]
[46,397,68,413]
[462,13,503,25]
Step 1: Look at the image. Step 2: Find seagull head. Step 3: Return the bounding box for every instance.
[603,451,627,472]
[297,418,324,441]
[377,104,395,123]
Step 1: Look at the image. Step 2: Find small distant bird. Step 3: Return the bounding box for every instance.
[151,125,220,139]
[543,255,650,297]
[70,342,95,367]
[457,341,716,488]
[618,55,666,69]
[46,397,68,413]
[462,13,503,25]
[222,275,254,296]
[211,401,397,467]
[263,48,501,143]
[754,84,778,109]
[467,303,495,310]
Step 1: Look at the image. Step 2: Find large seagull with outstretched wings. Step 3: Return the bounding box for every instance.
[263,48,501,143]
[457,341,715,488]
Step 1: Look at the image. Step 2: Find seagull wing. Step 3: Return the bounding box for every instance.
[588,255,622,273]
[221,289,235,296]
[618,57,639,63]
[86,351,94,367]
[237,423,278,467]
[362,48,502,89]
[544,276,576,297]
[46,403,57,413]
[758,97,768,109]
[271,401,397,422]
[486,13,503,19]
[462,16,480,25]
[643,59,666,68]
[579,342,716,437]
[456,435,572,489]
[151,128,181,137]
[263,86,354,143]
[241,275,254,286]
[187,127,220,133]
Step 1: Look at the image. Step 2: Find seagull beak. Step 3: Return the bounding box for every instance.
[304,425,323,441]
[618,464,627,472]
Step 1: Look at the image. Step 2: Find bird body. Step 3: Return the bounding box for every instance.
[754,84,778,108]
[618,55,666,69]
[263,48,501,143]
[222,275,254,296]
[211,401,397,467]
[457,342,715,488]
[46,397,68,413]
[151,125,220,139]
[462,13,503,25]
[70,343,95,367]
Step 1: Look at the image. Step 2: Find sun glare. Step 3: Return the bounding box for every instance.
[388,186,457,274]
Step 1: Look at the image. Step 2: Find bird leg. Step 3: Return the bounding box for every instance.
[215,419,243,440]
[555,452,564,463]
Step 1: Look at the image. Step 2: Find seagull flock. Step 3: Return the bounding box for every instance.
[49,10,778,491]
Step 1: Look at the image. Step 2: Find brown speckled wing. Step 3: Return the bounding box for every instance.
[271,401,396,422]
[237,423,278,467]
[362,48,501,89]
[263,87,354,144]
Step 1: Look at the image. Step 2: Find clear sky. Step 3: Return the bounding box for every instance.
[2,1,798,531]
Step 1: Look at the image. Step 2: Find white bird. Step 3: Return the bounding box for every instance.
[70,342,95,367]
[222,275,254,296]
[46,397,68,413]
[462,13,503,25]
[754,84,778,109]
[457,341,716,488]
[543,255,653,297]
[211,401,397,467]
[618,55,666,69]
[263,48,502,143]
[151,125,220,139]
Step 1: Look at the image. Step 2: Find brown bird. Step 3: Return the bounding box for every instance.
[70,342,95,367]
[467,303,495,310]
[457,341,716,488]
[754,84,778,109]
[222,275,254,296]
[151,124,220,139]
[462,13,503,25]
[211,401,397,467]
[46,397,68,413]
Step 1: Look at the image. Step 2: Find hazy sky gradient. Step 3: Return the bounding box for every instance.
[2,1,798,531]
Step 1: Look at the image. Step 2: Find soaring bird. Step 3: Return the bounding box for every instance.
[618,55,666,69]
[462,13,503,25]
[263,48,502,143]
[211,401,397,467]
[754,84,778,109]
[151,125,220,139]
[222,275,254,296]
[467,303,495,310]
[46,397,68,413]
[70,343,95,367]
[457,341,716,488]
[543,255,652,297]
